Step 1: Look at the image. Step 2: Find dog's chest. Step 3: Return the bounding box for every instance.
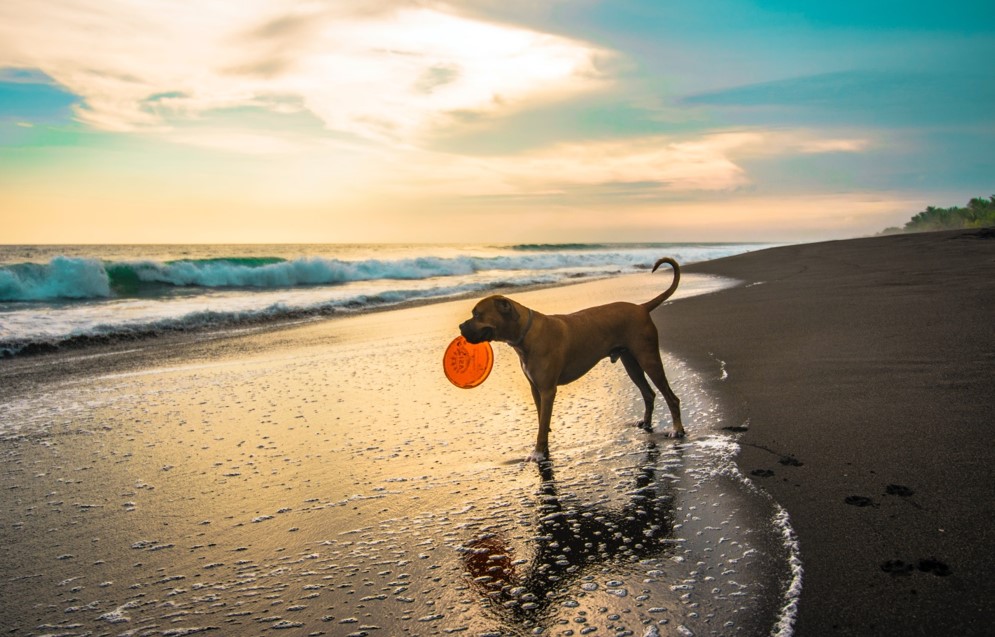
[519,359,535,384]
[514,350,537,385]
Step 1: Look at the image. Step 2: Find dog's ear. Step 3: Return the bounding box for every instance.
[495,297,517,319]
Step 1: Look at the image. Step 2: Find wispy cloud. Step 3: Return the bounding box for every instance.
[373,129,871,199]
[0,0,608,146]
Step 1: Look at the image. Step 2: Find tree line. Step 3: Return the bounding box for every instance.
[882,196,995,234]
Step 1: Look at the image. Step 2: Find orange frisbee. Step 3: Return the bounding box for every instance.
[443,335,494,389]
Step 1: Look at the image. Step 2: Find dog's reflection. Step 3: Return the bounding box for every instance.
[459,442,677,624]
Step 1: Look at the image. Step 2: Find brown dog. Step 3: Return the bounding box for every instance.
[459,258,684,461]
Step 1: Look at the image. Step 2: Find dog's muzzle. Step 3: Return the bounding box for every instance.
[459,320,493,344]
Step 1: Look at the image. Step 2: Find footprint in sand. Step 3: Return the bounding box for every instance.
[844,495,875,507]
[916,558,952,576]
[881,558,951,577]
[885,483,915,497]
[881,559,915,576]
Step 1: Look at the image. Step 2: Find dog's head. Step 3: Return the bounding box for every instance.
[459,295,522,344]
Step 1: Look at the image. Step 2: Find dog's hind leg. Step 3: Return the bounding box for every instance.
[620,351,655,431]
[634,351,685,438]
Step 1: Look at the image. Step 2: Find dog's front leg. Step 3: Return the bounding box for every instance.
[529,381,541,416]
[527,386,556,463]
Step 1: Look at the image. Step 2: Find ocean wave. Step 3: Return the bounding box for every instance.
[0,251,680,302]
[0,257,113,301]
[0,243,768,358]
[0,274,564,358]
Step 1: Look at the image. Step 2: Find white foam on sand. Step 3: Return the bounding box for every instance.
[691,431,804,637]
[678,366,803,637]
[771,504,804,637]
[640,360,804,637]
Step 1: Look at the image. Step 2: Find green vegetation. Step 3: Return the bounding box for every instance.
[881,196,995,234]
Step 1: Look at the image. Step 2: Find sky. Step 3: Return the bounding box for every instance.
[1,0,993,244]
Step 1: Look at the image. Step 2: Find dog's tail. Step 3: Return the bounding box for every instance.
[642,257,681,311]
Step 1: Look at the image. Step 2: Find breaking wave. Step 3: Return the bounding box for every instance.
[0,257,113,301]
[0,252,685,302]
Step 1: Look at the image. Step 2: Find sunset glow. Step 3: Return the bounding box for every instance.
[1,1,992,243]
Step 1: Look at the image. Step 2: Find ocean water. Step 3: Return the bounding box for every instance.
[0,243,772,358]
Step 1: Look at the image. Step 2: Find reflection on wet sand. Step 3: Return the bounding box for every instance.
[462,443,679,634]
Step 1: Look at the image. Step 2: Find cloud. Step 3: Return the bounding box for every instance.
[374,128,871,199]
[0,0,607,145]
[520,130,867,192]
[166,130,307,155]
[499,135,749,192]
[350,189,928,243]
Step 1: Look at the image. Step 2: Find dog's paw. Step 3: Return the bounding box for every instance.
[664,430,687,439]
[525,450,547,463]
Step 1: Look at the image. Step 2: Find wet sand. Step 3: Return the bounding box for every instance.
[1,273,795,636]
[657,229,995,635]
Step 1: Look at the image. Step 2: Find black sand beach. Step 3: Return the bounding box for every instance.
[657,229,995,635]
[1,230,993,636]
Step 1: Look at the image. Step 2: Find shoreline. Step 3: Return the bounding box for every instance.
[0,269,735,402]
